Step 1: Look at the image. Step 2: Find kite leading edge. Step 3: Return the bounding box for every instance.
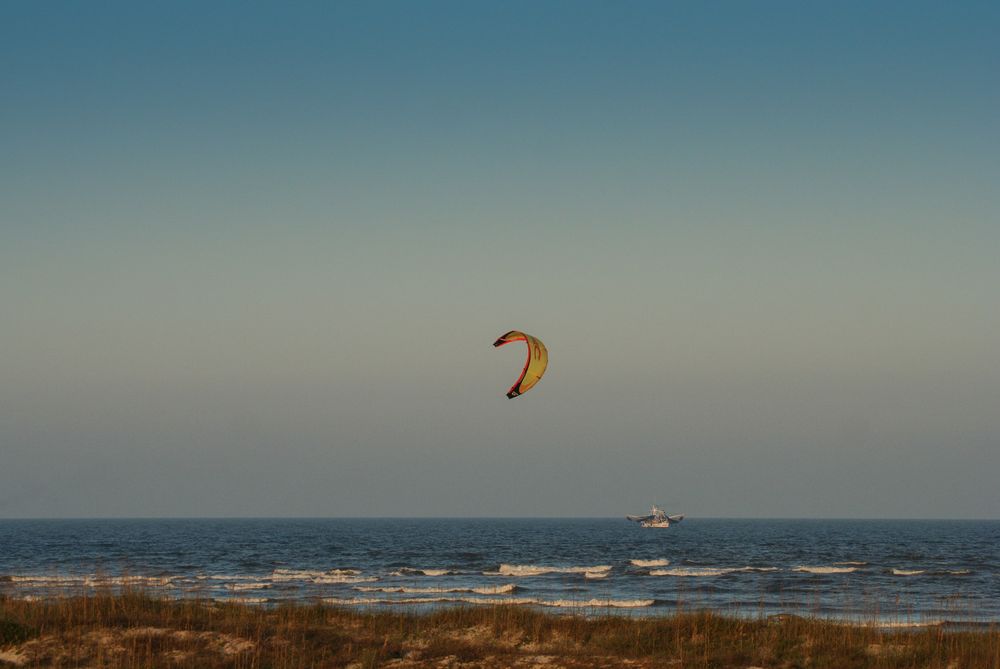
[493,330,548,398]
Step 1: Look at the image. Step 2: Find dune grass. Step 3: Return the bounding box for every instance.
[1,592,998,668]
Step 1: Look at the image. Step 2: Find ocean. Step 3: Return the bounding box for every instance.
[1,518,997,626]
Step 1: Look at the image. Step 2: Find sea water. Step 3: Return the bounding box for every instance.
[1,518,997,626]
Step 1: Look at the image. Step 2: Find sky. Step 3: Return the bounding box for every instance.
[2,1,998,518]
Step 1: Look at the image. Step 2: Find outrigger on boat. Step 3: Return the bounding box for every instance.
[627,505,684,528]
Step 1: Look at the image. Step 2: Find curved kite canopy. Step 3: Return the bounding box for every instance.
[493,330,548,398]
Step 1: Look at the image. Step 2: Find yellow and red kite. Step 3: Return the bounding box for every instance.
[493,330,548,398]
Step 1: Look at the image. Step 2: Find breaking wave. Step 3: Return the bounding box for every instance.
[491,564,613,577]
[323,596,652,608]
[793,566,858,574]
[272,569,375,584]
[873,620,945,629]
[225,582,272,591]
[354,584,518,595]
[217,596,268,604]
[649,567,777,577]
[390,568,457,577]
[630,559,670,567]
[891,569,926,576]
[8,575,177,587]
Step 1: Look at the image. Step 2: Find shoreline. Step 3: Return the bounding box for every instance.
[2,593,999,668]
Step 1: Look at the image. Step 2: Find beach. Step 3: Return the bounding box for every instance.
[3,592,1000,668]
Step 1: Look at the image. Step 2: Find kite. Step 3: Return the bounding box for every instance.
[493,330,548,398]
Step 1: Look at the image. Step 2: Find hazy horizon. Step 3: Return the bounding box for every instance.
[3,1,998,519]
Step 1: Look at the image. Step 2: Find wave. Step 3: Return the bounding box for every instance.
[313,574,377,584]
[833,561,868,566]
[325,596,535,606]
[225,582,273,591]
[793,566,858,574]
[354,584,518,595]
[584,571,609,579]
[892,568,972,577]
[630,559,670,567]
[540,598,654,608]
[323,596,652,608]
[8,575,177,587]
[217,597,269,604]
[491,564,613,577]
[873,620,945,629]
[271,569,374,584]
[649,567,778,577]
[390,568,457,577]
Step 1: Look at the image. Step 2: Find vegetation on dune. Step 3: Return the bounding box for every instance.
[0,592,998,668]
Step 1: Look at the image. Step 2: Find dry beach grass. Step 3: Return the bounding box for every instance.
[1,592,999,668]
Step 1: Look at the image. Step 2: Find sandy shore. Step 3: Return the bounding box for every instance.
[2,593,998,668]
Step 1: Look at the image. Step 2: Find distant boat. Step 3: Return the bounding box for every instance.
[627,505,684,528]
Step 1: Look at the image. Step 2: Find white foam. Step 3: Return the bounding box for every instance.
[630,559,670,567]
[271,569,374,584]
[649,566,779,577]
[947,569,972,575]
[225,582,273,591]
[793,566,857,574]
[93,576,176,587]
[325,596,448,605]
[271,569,327,581]
[874,620,945,629]
[539,598,654,609]
[322,596,651,608]
[584,571,609,579]
[217,597,268,604]
[9,575,82,584]
[649,567,737,577]
[324,596,537,606]
[355,584,517,595]
[891,569,925,576]
[312,574,377,584]
[492,564,613,577]
[390,567,456,577]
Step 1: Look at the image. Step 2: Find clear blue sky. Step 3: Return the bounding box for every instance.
[2,1,998,518]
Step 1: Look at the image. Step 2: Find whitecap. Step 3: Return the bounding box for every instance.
[793,566,857,574]
[649,567,738,577]
[584,571,609,579]
[9,575,83,584]
[539,598,654,609]
[891,569,925,576]
[649,566,778,577]
[225,582,273,591]
[324,596,536,606]
[874,620,944,629]
[354,584,517,595]
[492,564,612,577]
[322,595,650,608]
[390,567,456,577]
[630,559,670,567]
[312,574,377,584]
[271,569,374,584]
